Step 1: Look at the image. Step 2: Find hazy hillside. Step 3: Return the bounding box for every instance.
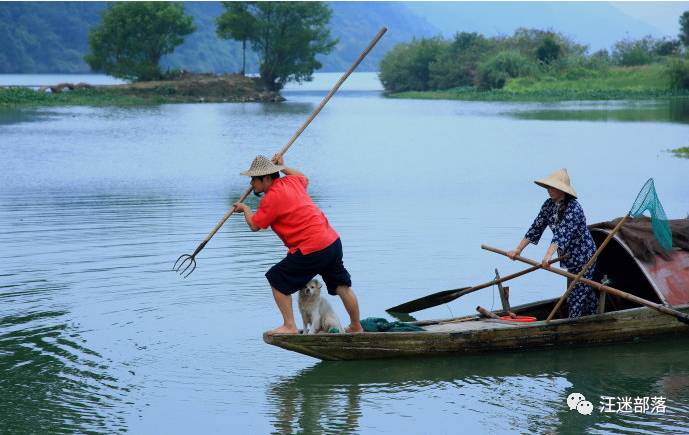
[0,1,437,74]
[171,2,437,73]
[0,1,683,75]
[324,2,438,71]
[404,2,671,51]
[611,2,689,38]
[0,2,103,73]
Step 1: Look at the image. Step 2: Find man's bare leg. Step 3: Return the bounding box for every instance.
[265,287,298,335]
[335,285,363,333]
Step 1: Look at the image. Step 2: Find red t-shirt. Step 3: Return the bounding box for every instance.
[252,175,339,254]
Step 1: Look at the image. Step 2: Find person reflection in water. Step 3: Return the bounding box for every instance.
[269,366,363,434]
[233,154,364,335]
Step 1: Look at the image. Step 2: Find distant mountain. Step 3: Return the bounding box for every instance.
[324,2,438,71]
[0,1,438,74]
[403,2,674,52]
[0,2,684,75]
[169,2,438,73]
[0,2,103,73]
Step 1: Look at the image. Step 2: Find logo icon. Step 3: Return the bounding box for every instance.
[567,392,594,415]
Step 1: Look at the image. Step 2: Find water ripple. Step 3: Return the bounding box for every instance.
[1,87,688,433]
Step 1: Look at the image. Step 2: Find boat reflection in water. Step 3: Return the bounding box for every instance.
[266,337,689,434]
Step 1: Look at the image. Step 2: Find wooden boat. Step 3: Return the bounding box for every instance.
[264,224,689,361]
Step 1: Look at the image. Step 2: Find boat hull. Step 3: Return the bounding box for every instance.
[263,302,689,360]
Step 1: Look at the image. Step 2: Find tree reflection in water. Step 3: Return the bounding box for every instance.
[509,99,689,125]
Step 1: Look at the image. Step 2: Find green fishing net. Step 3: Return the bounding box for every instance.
[629,178,672,251]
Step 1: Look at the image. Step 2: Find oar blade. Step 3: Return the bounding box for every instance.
[386,288,469,314]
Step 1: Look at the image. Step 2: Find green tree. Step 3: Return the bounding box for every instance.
[216,2,256,76]
[477,50,536,90]
[216,2,336,91]
[654,37,681,57]
[85,2,195,81]
[502,28,585,62]
[379,37,448,92]
[536,34,562,64]
[429,32,494,89]
[666,57,689,90]
[680,11,689,48]
[611,36,656,66]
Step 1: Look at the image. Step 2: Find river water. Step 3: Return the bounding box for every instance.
[1,73,688,434]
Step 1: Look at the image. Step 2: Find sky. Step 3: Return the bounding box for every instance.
[611,1,689,36]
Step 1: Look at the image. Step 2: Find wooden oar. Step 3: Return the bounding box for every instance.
[386,256,566,314]
[481,244,689,325]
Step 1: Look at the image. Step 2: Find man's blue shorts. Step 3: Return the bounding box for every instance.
[266,238,352,296]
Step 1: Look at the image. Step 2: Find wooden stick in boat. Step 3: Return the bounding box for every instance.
[481,244,689,325]
[476,306,500,319]
[495,269,517,318]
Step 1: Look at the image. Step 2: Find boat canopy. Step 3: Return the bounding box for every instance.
[590,217,689,308]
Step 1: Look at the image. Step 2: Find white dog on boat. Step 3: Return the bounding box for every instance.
[298,279,342,334]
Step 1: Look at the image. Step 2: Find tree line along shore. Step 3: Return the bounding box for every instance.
[387,64,689,102]
[380,11,689,101]
[3,3,689,107]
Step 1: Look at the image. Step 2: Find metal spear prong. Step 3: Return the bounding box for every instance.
[173,254,197,278]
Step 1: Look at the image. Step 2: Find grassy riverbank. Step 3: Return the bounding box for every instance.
[0,87,163,106]
[0,74,283,107]
[388,65,689,102]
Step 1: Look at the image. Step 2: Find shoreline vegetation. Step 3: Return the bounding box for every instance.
[380,24,689,102]
[388,65,689,102]
[0,73,284,107]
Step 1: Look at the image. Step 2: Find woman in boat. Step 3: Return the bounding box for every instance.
[507,168,598,318]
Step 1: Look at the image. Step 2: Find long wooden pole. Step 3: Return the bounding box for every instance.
[184,28,388,259]
[481,244,689,324]
[545,214,629,321]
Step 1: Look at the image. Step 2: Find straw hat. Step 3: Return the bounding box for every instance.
[534,168,578,198]
[240,155,285,177]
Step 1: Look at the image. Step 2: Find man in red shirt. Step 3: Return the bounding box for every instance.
[233,154,363,335]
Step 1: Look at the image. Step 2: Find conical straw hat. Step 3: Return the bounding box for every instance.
[240,155,285,177]
[534,168,578,198]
